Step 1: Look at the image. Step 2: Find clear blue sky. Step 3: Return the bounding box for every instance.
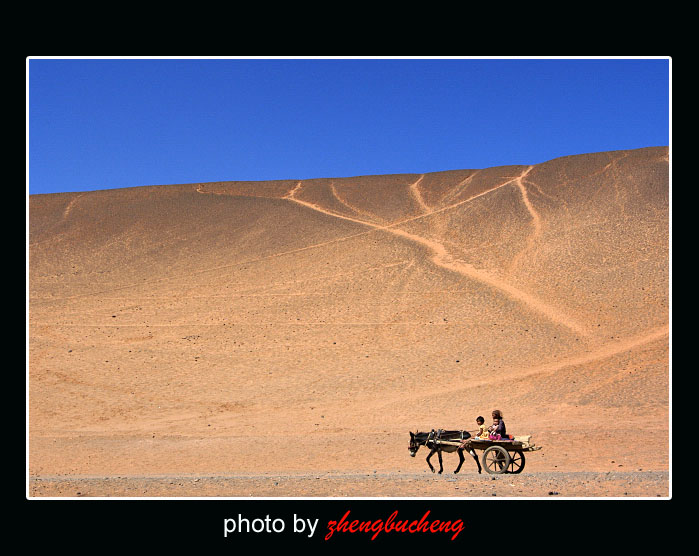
[27,57,670,195]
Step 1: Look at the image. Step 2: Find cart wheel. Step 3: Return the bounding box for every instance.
[482,445,511,474]
[507,450,526,474]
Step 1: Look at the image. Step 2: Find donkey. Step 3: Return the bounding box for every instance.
[409,429,482,474]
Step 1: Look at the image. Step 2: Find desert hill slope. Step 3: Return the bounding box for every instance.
[28,146,669,491]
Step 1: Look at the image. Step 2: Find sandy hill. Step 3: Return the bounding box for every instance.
[28,146,669,492]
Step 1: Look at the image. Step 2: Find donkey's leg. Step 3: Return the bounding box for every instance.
[437,450,444,474]
[426,448,436,473]
[468,448,482,474]
[454,448,466,474]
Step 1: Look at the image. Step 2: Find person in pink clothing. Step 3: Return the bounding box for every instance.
[488,409,506,440]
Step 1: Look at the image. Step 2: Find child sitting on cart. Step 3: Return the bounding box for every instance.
[474,416,489,439]
[460,416,489,448]
[488,410,514,441]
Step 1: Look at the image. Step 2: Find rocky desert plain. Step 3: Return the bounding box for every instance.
[28,146,670,498]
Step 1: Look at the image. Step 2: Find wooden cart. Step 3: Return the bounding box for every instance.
[435,435,541,475]
[470,437,541,474]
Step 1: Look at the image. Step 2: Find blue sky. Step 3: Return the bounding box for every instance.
[27,57,670,195]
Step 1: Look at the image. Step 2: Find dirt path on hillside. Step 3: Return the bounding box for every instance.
[283,170,587,336]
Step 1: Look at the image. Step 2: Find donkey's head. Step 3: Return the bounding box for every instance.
[409,431,420,457]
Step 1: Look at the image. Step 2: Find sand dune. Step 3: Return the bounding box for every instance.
[28,146,669,496]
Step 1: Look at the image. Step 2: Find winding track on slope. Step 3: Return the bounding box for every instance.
[507,166,539,275]
[409,175,430,213]
[284,170,588,337]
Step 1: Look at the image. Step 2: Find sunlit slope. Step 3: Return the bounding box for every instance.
[28,146,669,476]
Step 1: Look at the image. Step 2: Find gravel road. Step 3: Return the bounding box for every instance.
[28,470,669,498]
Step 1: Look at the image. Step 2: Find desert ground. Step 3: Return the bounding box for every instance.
[28,146,670,498]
